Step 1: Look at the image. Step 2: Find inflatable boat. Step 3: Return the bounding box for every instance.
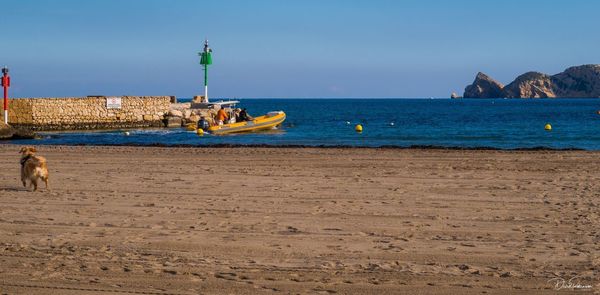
[207,111,286,134]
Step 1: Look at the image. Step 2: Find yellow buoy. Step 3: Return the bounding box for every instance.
[196,128,204,136]
[545,123,552,131]
[186,124,196,131]
[355,124,363,132]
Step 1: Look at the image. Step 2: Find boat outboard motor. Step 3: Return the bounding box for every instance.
[197,117,210,130]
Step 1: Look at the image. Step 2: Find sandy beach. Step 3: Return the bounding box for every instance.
[0,144,598,294]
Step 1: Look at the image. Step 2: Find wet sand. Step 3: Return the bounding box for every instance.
[0,145,598,294]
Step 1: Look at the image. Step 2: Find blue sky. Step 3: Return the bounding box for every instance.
[1,0,598,98]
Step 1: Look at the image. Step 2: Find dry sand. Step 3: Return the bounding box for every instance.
[0,144,598,294]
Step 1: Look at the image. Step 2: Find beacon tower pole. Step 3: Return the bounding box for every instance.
[199,39,213,103]
[1,67,9,124]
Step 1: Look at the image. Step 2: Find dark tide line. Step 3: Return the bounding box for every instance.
[11,142,585,151]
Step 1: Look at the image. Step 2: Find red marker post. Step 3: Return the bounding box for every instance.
[1,67,10,124]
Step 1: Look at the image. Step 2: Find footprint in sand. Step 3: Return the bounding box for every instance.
[312,287,337,294]
[214,272,237,281]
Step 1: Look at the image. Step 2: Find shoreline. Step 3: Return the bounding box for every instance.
[1,142,588,151]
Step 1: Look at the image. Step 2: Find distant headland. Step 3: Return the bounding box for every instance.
[461,64,600,98]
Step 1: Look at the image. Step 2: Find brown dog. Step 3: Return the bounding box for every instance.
[19,146,49,191]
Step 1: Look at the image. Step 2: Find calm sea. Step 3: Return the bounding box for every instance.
[6,98,600,150]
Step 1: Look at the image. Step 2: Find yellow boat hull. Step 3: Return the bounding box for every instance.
[208,111,286,134]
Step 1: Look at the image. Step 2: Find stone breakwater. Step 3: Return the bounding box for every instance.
[1,96,171,131]
[166,102,219,128]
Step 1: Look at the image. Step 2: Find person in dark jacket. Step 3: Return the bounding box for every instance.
[238,108,253,121]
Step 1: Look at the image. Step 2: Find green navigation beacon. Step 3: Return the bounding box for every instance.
[199,39,213,103]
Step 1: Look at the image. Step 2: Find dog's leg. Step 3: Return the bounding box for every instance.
[32,178,38,192]
[43,176,49,190]
[21,168,26,187]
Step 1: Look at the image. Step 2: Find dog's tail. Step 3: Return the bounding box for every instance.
[38,158,47,168]
[34,167,47,178]
[33,158,48,179]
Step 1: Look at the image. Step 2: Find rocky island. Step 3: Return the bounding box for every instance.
[462,64,600,98]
